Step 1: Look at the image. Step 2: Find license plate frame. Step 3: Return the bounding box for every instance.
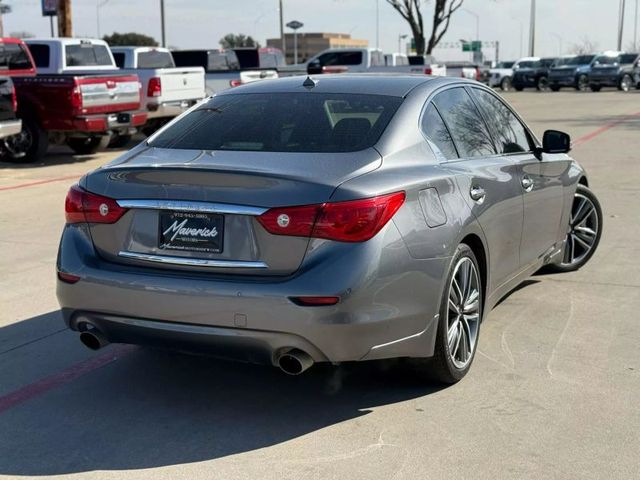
[158,211,224,254]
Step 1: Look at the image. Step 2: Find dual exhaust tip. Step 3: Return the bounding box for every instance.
[78,324,314,375]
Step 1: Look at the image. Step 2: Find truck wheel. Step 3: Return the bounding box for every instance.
[500,77,512,91]
[618,74,632,92]
[536,76,549,91]
[576,74,589,91]
[66,136,111,155]
[514,85,524,91]
[1,117,49,163]
[108,134,133,149]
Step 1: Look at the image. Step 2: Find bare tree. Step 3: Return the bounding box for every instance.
[386,0,464,55]
[569,37,599,55]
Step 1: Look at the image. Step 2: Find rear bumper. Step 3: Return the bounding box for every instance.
[146,99,202,120]
[0,119,22,139]
[72,110,148,133]
[56,223,447,365]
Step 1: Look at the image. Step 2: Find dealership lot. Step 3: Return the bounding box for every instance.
[0,91,639,479]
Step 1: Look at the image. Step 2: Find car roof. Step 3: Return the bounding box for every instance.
[219,74,438,97]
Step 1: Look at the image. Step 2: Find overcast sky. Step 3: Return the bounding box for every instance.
[4,0,639,61]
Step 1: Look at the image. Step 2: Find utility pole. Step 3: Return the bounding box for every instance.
[528,0,536,56]
[618,0,627,50]
[279,0,285,55]
[160,0,166,47]
[0,2,12,37]
[58,0,73,37]
[376,0,379,50]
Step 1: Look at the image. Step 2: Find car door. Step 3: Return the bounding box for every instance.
[470,87,567,268]
[429,86,524,293]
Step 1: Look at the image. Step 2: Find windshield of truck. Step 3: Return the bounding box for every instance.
[594,55,618,65]
[149,93,402,153]
[566,55,596,65]
[65,43,113,67]
[138,50,175,68]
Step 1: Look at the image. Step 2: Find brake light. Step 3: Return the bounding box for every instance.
[70,84,83,113]
[147,77,162,97]
[475,67,481,81]
[229,79,242,87]
[10,84,17,112]
[65,185,128,224]
[257,192,405,242]
[424,67,432,75]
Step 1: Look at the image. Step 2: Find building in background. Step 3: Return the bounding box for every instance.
[266,33,368,64]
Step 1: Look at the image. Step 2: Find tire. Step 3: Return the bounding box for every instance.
[66,136,111,155]
[108,134,132,149]
[422,244,483,384]
[1,116,49,163]
[576,74,589,91]
[500,76,512,91]
[536,76,549,91]
[550,85,561,92]
[547,185,603,273]
[589,84,602,92]
[618,74,632,92]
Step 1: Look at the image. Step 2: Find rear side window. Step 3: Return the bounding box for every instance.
[138,50,175,68]
[317,51,363,66]
[65,44,113,67]
[421,103,458,160]
[472,89,531,154]
[432,88,496,158]
[149,93,402,153]
[172,51,207,69]
[27,44,50,68]
[112,52,125,68]
[0,43,33,71]
[207,51,240,71]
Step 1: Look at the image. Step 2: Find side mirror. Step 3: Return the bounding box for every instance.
[542,129,571,154]
[307,60,322,75]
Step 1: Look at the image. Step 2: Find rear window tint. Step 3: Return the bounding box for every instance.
[65,44,113,67]
[27,44,50,68]
[112,52,125,68]
[138,50,174,68]
[150,93,402,153]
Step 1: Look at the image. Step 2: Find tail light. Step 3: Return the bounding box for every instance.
[475,67,481,81]
[290,296,340,306]
[65,185,128,224]
[229,79,242,87]
[147,77,162,97]
[10,84,17,112]
[70,83,83,114]
[424,67,432,75]
[257,192,405,242]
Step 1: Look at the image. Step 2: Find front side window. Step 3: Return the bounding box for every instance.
[65,44,112,67]
[420,103,458,160]
[432,88,496,158]
[472,89,531,154]
[149,93,402,153]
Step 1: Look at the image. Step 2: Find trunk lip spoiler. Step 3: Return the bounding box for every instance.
[116,199,267,216]
[118,251,269,269]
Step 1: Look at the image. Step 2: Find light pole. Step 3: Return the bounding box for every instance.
[160,0,166,47]
[96,0,110,39]
[550,32,563,55]
[286,20,303,64]
[279,0,285,55]
[529,0,536,56]
[376,0,380,50]
[398,34,408,53]
[635,0,639,50]
[618,0,627,50]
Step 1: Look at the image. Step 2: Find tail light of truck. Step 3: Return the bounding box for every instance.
[229,79,242,87]
[147,77,162,97]
[424,67,433,75]
[10,84,17,112]
[65,185,128,224]
[70,84,83,114]
[257,192,405,242]
[475,67,481,81]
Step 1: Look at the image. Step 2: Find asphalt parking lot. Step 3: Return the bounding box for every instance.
[1,90,639,480]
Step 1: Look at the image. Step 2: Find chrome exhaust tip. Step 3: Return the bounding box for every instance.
[277,349,314,375]
[79,327,109,351]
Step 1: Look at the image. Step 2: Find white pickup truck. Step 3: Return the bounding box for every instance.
[305,48,447,76]
[171,49,278,96]
[111,46,206,137]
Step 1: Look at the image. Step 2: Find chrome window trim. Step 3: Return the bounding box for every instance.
[118,251,269,269]
[116,199,268,216]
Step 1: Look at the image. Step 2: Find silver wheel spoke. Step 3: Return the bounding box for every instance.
[573,233,592,250]
[571,197,587,224]
[452,323,462,359]
[448,318,460,352]
[573,205,594,227]
[574,225,596,237]
[463,289,479,313]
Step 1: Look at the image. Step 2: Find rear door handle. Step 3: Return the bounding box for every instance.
[470,186,486,203]
[521,175,534,192]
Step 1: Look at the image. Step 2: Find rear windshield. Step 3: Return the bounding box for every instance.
[138,50,175,68]
[0,42,33,71]
[149,93,402,153]
[65,43,113,67]
[496,61,514,68]
[566,55,595,65]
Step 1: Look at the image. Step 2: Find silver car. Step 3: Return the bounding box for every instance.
[56,75,602,383]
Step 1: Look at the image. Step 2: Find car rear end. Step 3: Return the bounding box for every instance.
[56,86,438,369]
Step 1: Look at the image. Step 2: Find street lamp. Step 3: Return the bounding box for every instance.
[286,20,303,64]
[96,0,110,39]
[398,34,408,54]
[529,0,536,56]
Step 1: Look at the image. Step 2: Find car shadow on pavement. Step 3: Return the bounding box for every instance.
[0,311,442,476]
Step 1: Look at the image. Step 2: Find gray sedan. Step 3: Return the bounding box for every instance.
[56,75,602,383]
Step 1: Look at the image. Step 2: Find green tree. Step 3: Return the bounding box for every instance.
[103,32,158,47]
[219,34,260,49]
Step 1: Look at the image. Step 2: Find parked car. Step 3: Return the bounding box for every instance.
[56,75,602,384]
[0,37,146,163]
[588,52,639,92]
[110,46,206,140]
[512,57,557,91]
[548,54,597,91]
[633,56,640,89]
[488,60,515,90]
[172,49,278,96]
[0,76,22,145]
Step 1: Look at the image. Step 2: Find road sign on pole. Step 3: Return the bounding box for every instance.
[286,20,303,64]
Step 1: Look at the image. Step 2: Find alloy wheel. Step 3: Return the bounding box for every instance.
[620,75,632,92]
[2,126,32,158]
[561,193,599,267]
[446,257,481,369]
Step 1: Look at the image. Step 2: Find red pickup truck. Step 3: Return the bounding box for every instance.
[0,37,147,163]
